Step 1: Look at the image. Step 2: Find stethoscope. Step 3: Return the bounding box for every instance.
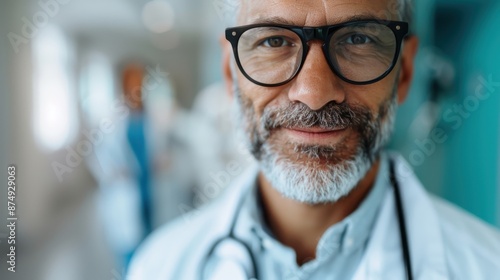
[201,160,413,280]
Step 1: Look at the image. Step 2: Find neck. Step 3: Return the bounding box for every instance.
[258,159,380,265]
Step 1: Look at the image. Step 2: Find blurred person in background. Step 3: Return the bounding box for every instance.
[127,0,499,279]
[86,61,194,269]
[123,63,154,236]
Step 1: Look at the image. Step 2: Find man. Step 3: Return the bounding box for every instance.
[123,63,154,237]
[129,0,500,279]
[88,63,155,268]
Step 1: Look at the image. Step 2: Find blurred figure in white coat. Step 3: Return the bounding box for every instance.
[85,62,194,268]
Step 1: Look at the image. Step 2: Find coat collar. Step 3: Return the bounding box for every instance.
[172,164,261,279]
[353,153,449,279]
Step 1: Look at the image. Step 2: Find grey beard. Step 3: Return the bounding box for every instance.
[233,86,398,204]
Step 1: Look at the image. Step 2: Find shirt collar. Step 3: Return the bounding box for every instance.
[234,153,391,261]
[317,153,390,257]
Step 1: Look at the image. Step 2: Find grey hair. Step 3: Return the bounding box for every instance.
[398,0,414,28]
[221,0,414,27]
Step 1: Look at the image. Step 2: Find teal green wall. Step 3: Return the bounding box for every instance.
[443,2,500,226]
[391,0,499,227]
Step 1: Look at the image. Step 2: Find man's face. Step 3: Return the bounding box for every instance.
[224,0,417,204]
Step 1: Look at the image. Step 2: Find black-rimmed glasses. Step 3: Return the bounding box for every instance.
[225,20,409,87]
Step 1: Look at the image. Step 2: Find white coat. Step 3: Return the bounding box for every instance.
[128,153,500,280]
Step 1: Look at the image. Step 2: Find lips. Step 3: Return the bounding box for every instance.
[283,126,348,144]
[288,126,347,134]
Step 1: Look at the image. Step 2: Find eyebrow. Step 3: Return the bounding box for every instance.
[249,13,388,26]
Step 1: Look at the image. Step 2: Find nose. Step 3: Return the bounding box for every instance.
[287,43,346,110]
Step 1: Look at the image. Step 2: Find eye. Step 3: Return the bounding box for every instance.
[345,34,372,45]
[262,37,290,48]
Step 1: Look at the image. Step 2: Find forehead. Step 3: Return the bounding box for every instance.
[237,0,398,26]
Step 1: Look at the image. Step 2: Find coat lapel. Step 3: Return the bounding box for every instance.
[176,164,260,280]
[353,154,449,279]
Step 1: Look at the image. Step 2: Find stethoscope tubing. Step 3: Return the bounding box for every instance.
[390,160,414,280]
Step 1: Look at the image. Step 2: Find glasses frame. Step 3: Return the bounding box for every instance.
[225,20,409,87]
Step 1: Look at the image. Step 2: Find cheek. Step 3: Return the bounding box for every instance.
[344,79,396,116]
[238,74,289,116]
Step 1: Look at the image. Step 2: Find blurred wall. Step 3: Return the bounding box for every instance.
[0,0,11,246]
[6,0,63,248]
[441,0,500,225]
[391,0,500,227]
[2,1,99,272]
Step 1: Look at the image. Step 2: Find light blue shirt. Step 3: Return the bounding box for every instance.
[232,155,390,279]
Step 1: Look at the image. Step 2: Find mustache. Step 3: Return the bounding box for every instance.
[261,101,373,132]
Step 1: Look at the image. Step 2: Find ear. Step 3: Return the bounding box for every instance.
[396,36,419,104]
[221,35,235,100]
